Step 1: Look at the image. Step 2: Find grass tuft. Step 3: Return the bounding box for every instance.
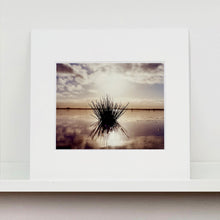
[89,95,129,139]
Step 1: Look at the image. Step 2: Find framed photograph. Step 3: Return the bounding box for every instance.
[56,62,164,150]
[31,29,190,180]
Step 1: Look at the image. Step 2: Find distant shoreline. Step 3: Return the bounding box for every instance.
[56,108,164,111]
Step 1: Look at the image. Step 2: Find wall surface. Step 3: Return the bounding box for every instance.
[1,0,220,165]
[1,0,220,218]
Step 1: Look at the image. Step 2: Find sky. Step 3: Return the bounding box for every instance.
[56,63,164,109]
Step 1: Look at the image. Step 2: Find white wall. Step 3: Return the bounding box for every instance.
[1,0,220,165]
[1,0,220,218]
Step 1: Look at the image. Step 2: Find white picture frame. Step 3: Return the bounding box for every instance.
[30,29,190,181]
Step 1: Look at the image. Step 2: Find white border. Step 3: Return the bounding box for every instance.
[30,29,190,181]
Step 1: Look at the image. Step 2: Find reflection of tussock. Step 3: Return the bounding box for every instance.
[89,95,128,140]
[57,123,164,149]
[89,121,128,140]
[56,109,164,149]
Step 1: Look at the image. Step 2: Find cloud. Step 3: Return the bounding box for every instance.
[57,63,74,73]
[56,71,85,99]
[69,63,164,85]
[58,63,164,85]
[140,63,163,72]
[56,63,164,106]
[120,63,164,84]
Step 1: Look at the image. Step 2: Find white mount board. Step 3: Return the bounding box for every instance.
[30,29,190,181]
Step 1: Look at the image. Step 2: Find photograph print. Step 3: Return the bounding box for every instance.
[56,63,164,150]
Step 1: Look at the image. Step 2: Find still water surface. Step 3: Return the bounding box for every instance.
[56,109,164,149]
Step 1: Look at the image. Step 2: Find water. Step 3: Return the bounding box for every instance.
[56,109,164,150]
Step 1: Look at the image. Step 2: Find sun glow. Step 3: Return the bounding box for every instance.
[107,131,124,147]
[96,73,128,97]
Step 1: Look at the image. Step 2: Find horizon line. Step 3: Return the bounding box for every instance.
[56,107,164,110]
